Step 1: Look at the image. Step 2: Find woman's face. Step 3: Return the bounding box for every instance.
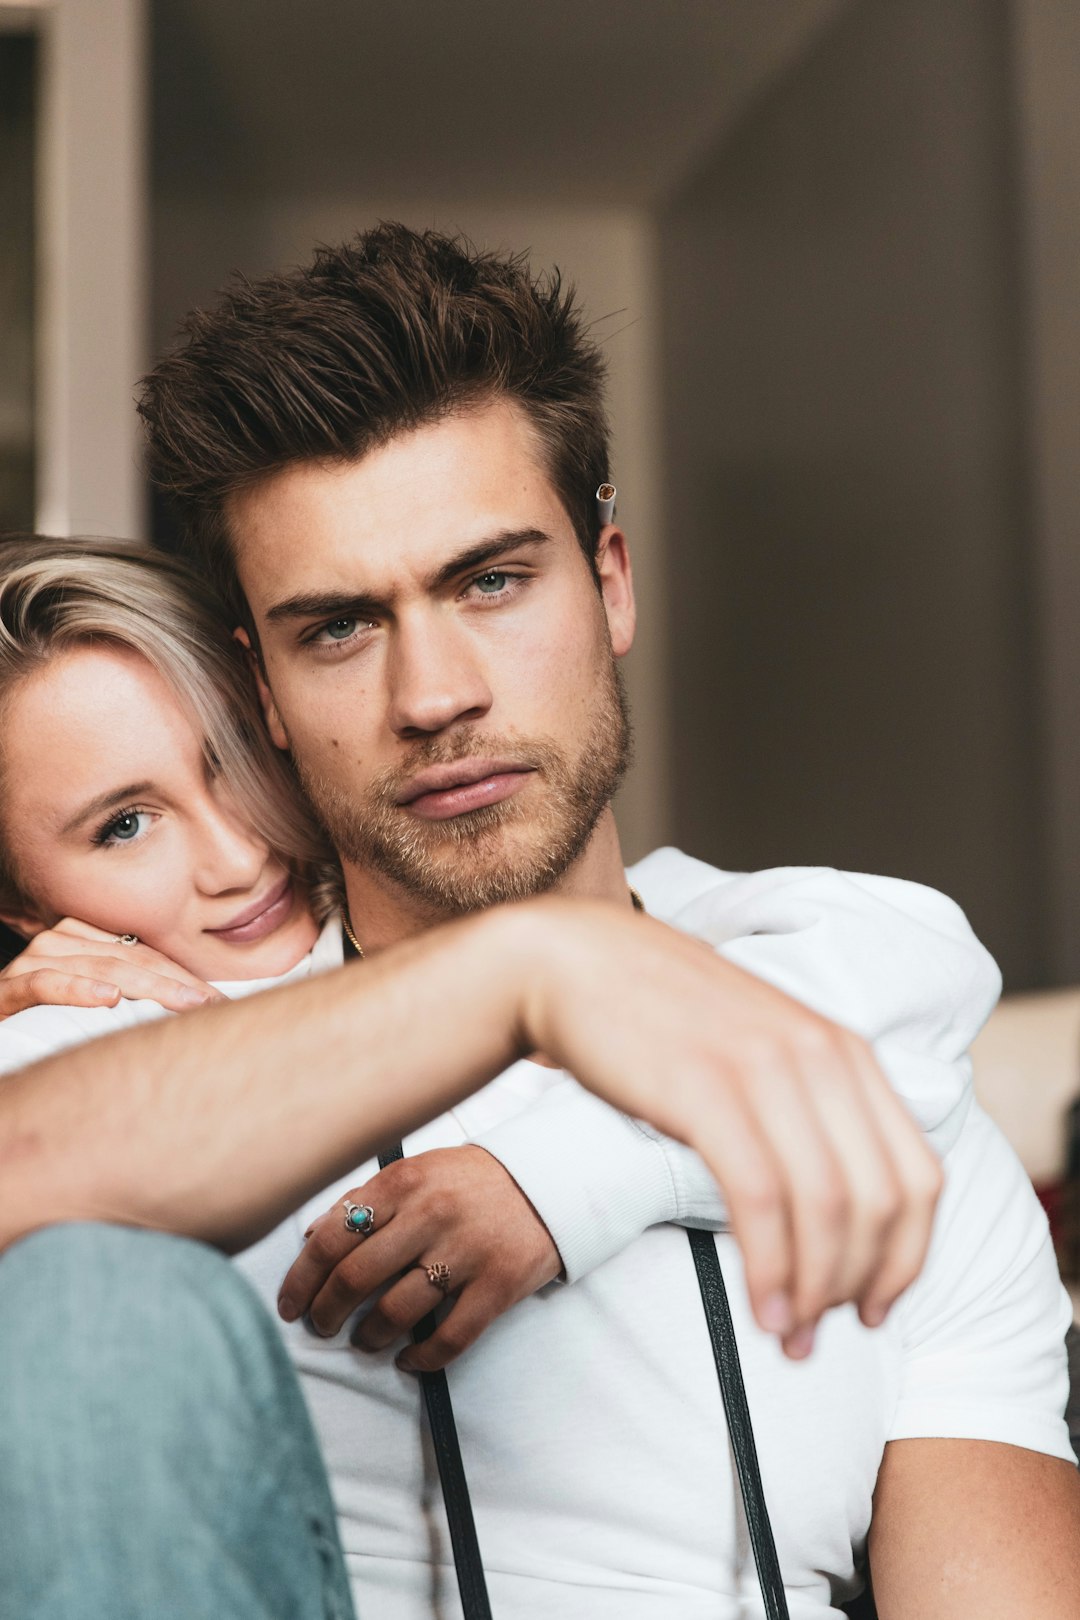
[0,642,319,980]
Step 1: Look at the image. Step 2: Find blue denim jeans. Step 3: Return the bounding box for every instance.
[0,1223,356,1619]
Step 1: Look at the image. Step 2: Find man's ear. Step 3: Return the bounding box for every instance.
[234,627,290,751]
[595,526,636,658]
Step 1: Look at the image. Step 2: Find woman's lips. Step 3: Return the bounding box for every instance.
[206,875,295,944]
[405,770,533,821]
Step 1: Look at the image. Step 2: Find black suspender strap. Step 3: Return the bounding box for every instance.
[376,1139,492,1620]
[687,1228,790,1620]
[342,928,491,1618]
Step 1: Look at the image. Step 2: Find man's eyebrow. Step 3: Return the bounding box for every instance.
[264,529,551,624]
[61,782,155,837]
[428,528,550,592]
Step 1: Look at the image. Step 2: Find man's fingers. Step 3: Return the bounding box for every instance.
[780,1033,910,1328]
[0,969,122,1019]
[732,1053,854,1343]
[694,1069,797,1339]
[846,1039,943,1324]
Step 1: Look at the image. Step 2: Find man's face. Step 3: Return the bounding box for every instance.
[227,400,636,917]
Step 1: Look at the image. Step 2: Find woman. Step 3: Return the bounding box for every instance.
[0,531,341,1011]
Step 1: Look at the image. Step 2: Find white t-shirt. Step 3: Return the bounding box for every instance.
[0,849,1071,1620]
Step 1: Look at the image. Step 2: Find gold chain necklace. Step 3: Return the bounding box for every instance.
[342,909,365,959]
[343,885,644,959]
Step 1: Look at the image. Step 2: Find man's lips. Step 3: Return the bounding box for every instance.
[396,759,535,821]
[205,873,294,942]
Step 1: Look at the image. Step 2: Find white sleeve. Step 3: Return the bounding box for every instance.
[889,1102,1075,1462]
[476,1079,722,1283]
[480,865,1001,1283]
[0,1004,128,1078]
[0,1018,77,1077]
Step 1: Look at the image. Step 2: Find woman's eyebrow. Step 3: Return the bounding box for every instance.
[61,782,155,836]
[264,529,551,624]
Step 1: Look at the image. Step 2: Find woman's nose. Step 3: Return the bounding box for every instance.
[196,797,271,894]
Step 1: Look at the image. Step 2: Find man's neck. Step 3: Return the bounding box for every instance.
[340,807,632,953]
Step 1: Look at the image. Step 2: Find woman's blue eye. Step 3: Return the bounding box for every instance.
[476,572,508,594]
[95,810,150,847]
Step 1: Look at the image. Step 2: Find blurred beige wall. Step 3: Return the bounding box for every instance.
[4,0,148,538]
[657,0,1063,990]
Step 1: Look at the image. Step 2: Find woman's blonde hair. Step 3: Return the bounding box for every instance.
[0,533,342,925]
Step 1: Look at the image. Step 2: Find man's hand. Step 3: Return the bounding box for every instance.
[277,1145,561,1371]
[510,901,945,1360]
[0,919,222,1019]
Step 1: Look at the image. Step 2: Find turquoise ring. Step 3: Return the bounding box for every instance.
[343,1201,375,1238]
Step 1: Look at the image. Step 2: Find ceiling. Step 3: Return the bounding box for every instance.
[152,0,851,206]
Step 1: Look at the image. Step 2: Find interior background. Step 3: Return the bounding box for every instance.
[4,0,1080,994]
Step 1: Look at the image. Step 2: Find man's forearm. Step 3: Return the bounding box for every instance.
[0,911,530,1255]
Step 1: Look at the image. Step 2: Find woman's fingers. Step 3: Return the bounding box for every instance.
[279,1172,402,1329]
[0,968,122,1020]
[0,923,223,1012]
[19,922,220,994]
[0,957,217,1014]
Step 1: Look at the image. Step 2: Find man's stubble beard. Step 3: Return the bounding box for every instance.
[296,655,633,918]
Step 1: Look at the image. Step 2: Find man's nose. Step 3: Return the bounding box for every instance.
[385,614,493,737]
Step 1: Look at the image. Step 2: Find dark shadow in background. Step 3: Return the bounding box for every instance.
[660,0,1048,990]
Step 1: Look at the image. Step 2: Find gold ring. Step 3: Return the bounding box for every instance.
[423,1261,451,1296]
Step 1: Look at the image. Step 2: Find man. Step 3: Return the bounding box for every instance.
[0,225,1076,1618]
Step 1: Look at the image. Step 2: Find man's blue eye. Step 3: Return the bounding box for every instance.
[476,572,507,594]
[324,619,356,640]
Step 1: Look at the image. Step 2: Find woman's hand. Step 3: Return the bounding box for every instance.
[0,918,223,1019]
[279,1145,561,1368]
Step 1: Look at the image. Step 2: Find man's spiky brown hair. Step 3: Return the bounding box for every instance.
[139,223,612,620]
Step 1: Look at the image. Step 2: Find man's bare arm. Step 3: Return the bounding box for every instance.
[868,1438,1080,1617]
[0,899,942,1348]
[0,907,537,1255]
